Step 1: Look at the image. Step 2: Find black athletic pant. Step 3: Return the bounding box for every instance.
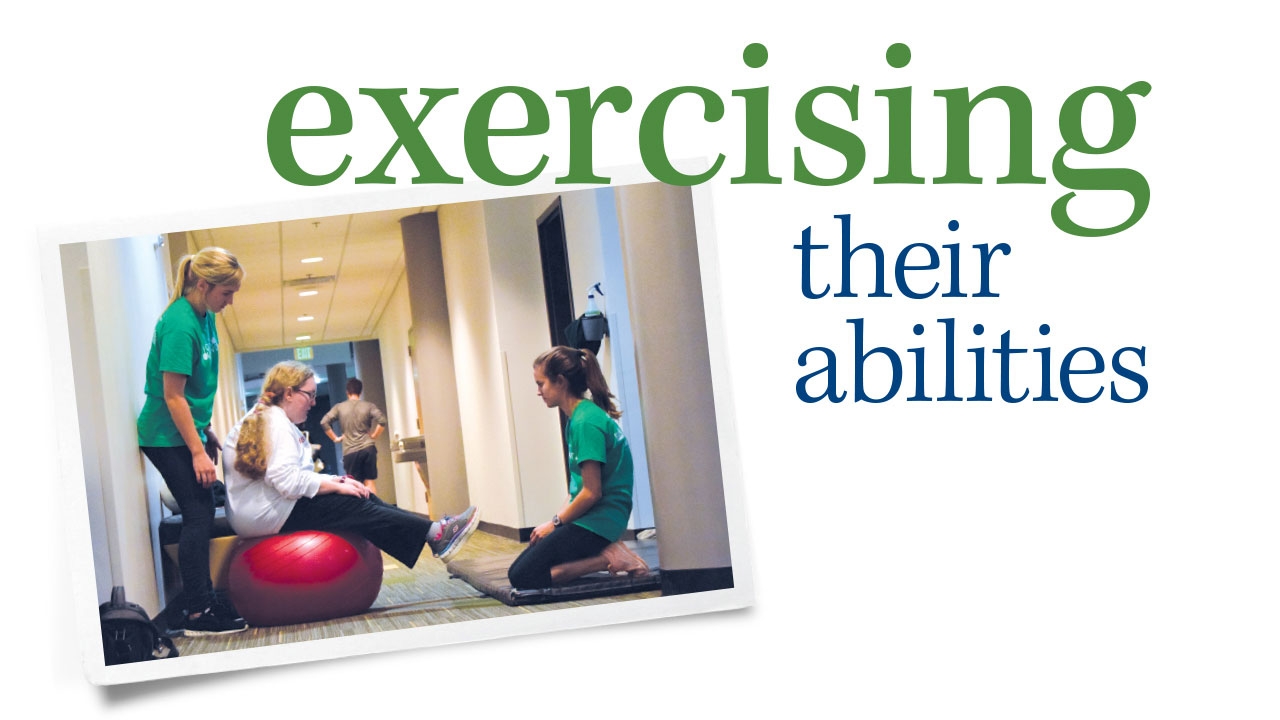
[142,445,216,612]
[507,524,611,589]
[281,494,432,568]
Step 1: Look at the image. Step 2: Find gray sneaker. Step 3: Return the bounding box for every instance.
[429,506,480,562]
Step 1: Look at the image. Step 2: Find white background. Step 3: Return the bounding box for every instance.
[4,1,1277,716]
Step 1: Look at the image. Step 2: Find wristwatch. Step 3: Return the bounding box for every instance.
[552,515,562,528]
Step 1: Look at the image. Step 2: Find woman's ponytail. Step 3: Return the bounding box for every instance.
[234,395,272,480]
[233,362,312,479]
[579,348,620,419]
[167,246,244,308]
[534,346,620,419]
[167,255,195,307]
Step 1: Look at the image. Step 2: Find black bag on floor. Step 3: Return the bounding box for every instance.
[99,586,177,665]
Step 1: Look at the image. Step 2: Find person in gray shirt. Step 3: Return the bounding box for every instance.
[320,378,388,493]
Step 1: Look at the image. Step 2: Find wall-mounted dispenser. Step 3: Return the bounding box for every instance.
[564,283,609,354]
[582,287,606,342]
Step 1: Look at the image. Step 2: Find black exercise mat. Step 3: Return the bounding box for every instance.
[446,539,661,606]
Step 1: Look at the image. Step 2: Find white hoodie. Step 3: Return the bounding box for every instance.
[223,405,331,537]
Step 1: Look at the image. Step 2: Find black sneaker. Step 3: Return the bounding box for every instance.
[209,589,245,624]
[428,506,480,562]
[183,605,249,636]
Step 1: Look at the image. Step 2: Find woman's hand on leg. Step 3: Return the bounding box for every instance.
[529,520,555,545]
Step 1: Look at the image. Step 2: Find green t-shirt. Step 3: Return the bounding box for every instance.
[136,298,220,447]
[566,400,634,542]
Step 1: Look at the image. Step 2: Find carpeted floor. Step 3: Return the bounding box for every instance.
[172,531,661,656]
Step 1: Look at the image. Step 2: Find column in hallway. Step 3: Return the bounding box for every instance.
[400,212,470,517]
[615,183,733,594]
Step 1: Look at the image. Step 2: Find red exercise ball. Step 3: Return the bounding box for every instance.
[228,530,384,627]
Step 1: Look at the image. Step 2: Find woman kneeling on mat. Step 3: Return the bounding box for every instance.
[508,346,649,589]
[223,361,480,574]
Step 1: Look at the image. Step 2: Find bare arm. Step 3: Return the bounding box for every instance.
[529,461,603,545]
[162,372,218,488]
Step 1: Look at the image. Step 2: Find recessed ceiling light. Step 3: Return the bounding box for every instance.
[298,315,314,322]
[301,257,323,263]
[296,335,311,341]
[299,290,318,297]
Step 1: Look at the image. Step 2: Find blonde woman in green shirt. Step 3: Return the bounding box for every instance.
[508,346,648,589]
[137,247,246,635]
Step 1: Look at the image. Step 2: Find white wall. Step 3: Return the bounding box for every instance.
[61,243,113,603]
[436,202,525,529]
[373,272,429,514]
[69,236,170,614]
[583,187,654,528]
[480,194,574,527]
[435,189,656,533]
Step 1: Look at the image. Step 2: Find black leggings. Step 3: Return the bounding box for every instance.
[508,524,611,589]
[142,445,216,612]
[282,493,432,568]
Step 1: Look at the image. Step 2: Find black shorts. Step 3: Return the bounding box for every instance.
[343,446,378,481]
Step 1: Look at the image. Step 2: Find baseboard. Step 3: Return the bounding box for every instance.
[660,567,734,595]
[477,521,524,542]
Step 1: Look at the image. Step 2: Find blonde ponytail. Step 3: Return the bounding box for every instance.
[234,362,314,479]
[168,246,244,307]
[233,403,271,480]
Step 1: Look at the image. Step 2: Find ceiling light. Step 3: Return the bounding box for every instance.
[301,257,323,263]
[298,315,314,322]
[296,335,311,341]
[299,290,318,297]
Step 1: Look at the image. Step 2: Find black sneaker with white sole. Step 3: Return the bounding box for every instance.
[429,506,480,562]
[209,589,245,624]
[182,605,249,636]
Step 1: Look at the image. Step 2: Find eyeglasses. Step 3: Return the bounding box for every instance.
[293,387,317,401]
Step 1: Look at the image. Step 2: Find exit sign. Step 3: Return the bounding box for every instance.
[294,346,314,361]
